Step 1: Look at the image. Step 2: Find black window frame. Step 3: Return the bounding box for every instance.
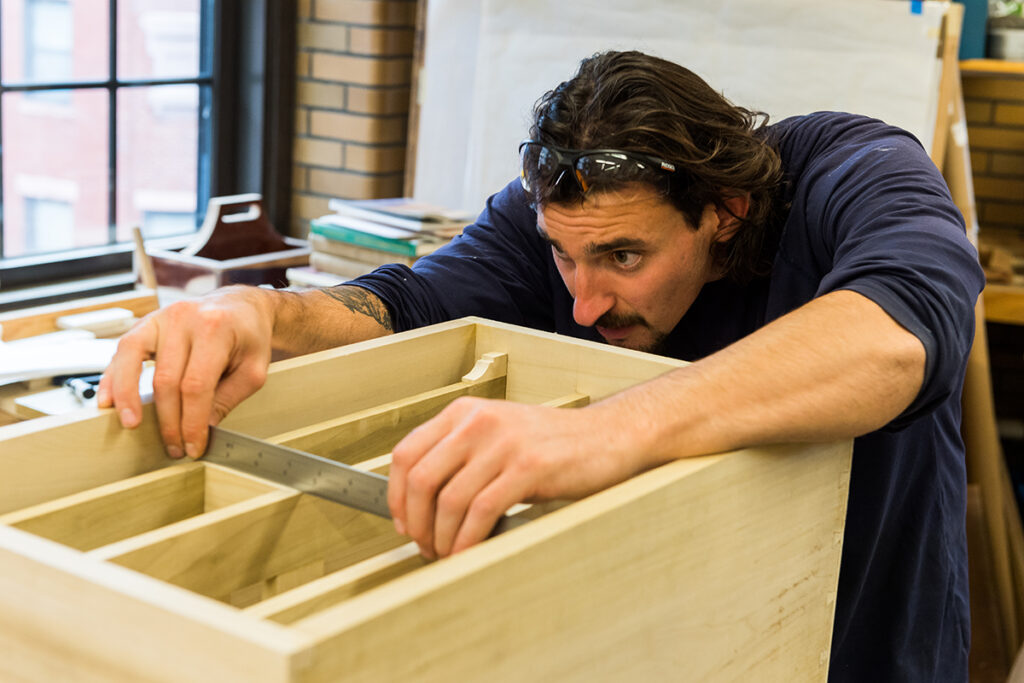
[0,0,294,311]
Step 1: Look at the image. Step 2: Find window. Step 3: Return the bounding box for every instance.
[24,0,73,104]
[0,1,295,310]
[142,209,194,239]
[0,0,211,264]
[24,197,73,252]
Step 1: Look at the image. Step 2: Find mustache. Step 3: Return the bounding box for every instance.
[594,311,648,329]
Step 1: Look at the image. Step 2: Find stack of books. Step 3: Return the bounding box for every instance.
[288,198,471,288]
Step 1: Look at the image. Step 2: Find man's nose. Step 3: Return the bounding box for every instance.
[571,267,614,327]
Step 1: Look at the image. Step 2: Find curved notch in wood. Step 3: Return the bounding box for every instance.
[461,352,508,383]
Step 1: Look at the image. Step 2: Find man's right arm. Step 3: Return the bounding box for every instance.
[97,284,393,459]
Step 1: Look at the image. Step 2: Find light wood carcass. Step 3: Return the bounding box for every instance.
[0,317,851,682]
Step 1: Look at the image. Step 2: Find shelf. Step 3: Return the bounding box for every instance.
[961,58,1024,77]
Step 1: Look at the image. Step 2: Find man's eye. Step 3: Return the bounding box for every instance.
[552,247,571,262]
[611,251,641,268]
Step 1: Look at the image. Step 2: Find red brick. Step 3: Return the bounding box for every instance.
[294,137,344,167]
[293,165,310,191]
[991,153,1024,176]
[311,53,411,86]
[995,103,1024,127]
[964,99,993,125]
[349,27,414,56]
[310,110,406,144]
[971,151,990,174]
[297,80,345,109]
[297,21,349,51]
[309,168,405,198]
[292,193,333,221]
[347,85,410,114]
[295,107,310,135]
[981,201,1024,226]
[345,143,407,173]
[974,175,1024,202]
[296,51,311,77]
[314,1,416,26]
[962,76,1024,102]
[969,126,1024,152]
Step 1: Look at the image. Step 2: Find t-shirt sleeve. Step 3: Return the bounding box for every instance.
[792,126,985,429]
[345,179,557,333]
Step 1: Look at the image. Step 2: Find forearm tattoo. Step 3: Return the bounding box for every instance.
[321,285,394,331]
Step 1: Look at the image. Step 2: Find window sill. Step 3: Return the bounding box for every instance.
[0,271,137,313]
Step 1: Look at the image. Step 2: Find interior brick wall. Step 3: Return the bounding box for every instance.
[291,0,418,235]
[963,72,1024,254]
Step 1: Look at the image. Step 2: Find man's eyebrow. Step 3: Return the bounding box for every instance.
[584,237,647,256]
[535,225,563,252]
[536,225,647,256]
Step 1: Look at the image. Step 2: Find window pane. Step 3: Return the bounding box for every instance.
[2,89,109,257]
[24,198,74,252]
[118,0,202,81]
[1,0,110,85]
[116,84,201,242]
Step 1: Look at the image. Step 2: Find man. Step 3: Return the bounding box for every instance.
[100,51,983,681]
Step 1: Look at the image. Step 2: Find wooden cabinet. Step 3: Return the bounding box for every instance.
[0,318,851,682]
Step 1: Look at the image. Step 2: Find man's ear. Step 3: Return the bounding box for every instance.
[712,194,750,243]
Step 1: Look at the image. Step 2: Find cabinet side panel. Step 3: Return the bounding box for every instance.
[293,442,851,682]
[0,463,205,550]
[471,321,684,404]
[224,323,477,437]
[0,410,169,514]
[269,376,505,462]
[93,491,404,604]
[0,527,298,683]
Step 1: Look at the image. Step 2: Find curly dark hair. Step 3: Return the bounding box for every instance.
[526,50,786,283]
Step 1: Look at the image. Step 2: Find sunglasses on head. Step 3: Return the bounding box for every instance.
[518,140,678,195]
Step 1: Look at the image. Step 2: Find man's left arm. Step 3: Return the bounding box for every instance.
[387,288,922,559]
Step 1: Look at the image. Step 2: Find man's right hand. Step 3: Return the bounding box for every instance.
[97,286,275,459]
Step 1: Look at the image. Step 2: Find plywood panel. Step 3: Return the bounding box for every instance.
[269,377,505,461]
[91,490,404,603]
[0,409,169,514]
[223,321,478,438]
[0,526,304,683]
[293,443,850,682]
[0,463,205,551]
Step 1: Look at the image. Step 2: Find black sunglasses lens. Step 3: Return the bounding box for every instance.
[577,152,655,187]
[522,144,674,196]
[521,143,562,191]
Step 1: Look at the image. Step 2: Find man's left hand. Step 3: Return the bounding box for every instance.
[387,397,637,559]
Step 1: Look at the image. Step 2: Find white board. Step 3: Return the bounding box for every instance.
[413,0,947,214]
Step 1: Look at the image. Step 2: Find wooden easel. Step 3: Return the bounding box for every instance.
[932,4,1024,670]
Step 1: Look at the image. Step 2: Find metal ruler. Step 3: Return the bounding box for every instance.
[204,426,391,518]
[204,425,530,535]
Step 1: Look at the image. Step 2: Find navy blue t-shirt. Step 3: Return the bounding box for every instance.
[353,112,985,682]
